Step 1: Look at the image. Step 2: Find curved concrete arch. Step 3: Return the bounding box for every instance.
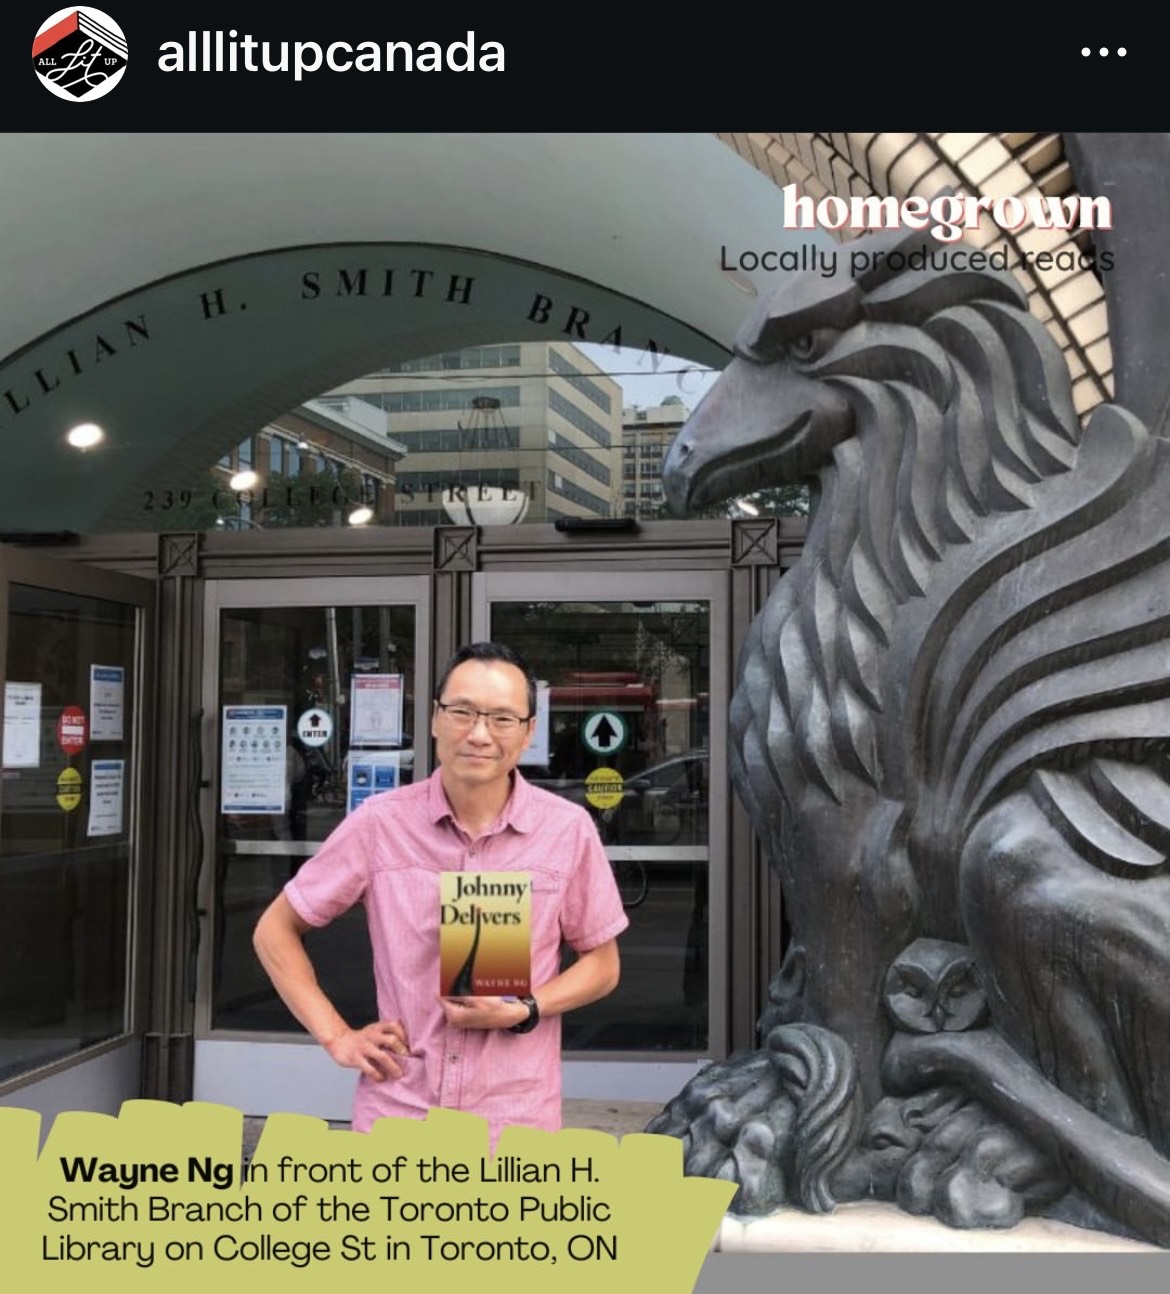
[46,243,733,531]
[4,131,1111,532]
[1,133,790,362]
[0,133,811,531]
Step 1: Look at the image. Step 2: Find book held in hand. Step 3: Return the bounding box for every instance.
[439,871,531,996]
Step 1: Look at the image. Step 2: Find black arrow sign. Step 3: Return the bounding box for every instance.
[592,715,619,749]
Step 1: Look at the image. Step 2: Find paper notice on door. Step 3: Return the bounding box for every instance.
[87,759,125,836]
[90,664,125,741]
[349,674,403,746]
[221,705,287,814]
[3,681,42,769]
[346,750,400,814]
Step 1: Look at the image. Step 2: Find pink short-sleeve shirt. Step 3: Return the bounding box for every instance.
[284,769,628,1141]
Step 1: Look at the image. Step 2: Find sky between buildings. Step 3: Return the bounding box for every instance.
[577,343,720,413]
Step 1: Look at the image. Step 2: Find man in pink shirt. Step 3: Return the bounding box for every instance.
[254,642,628,1142]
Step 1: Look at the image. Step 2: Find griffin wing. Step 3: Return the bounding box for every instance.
[902,401,1170,879]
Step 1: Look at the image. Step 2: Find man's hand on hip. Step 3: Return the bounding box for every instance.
[439,996,528,1030]
[323,1020,410,1080]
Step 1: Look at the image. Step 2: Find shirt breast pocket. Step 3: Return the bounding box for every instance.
[530,870,562,898]
[529,870,563,929]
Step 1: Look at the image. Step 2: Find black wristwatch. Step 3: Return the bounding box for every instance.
[507,994,540,1034]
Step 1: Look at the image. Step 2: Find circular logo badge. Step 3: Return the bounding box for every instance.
[57,766,83,811]
[584,766,624,811]
[32,8,128,102]
[296,707,333,748]
[57,704,88,755]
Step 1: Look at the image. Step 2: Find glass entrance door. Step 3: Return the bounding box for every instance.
[0,546,152,1122]
[194,576,430,1117]
[473,571,728,1100]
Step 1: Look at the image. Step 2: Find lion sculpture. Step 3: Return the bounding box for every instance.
[654,182,1170,1246]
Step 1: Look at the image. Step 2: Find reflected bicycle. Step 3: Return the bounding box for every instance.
[610,855,648,910]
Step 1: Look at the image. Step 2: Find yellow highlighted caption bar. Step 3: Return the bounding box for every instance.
[1,1101,733,1293]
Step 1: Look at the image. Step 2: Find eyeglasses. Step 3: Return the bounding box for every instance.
[435,702,532,734]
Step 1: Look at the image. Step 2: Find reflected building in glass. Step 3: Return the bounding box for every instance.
[330,341,623,525]
[209,343,624,529]
[205,396,408,531]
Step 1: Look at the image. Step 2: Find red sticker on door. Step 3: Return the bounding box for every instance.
[57,705,88,756]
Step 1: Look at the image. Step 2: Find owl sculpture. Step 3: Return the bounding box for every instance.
[882,940,988,1035]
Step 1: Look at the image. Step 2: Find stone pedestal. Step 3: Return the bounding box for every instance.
[714,1204,1159,1254]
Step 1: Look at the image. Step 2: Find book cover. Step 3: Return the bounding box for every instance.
[439,871,531,996]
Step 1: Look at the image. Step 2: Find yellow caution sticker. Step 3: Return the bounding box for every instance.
[56,766,82,811]
[585,766,624,810]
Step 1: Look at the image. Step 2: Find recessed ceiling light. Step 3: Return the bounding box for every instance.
[723,270,759,297]
[66,422,104,449]
[229,469,258,491]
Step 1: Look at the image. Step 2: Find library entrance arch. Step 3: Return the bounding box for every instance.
[0,132,811,1124]
[0,304,785,1125]
[0,243,729,535]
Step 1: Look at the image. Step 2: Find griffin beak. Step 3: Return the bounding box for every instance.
[662,356,851,516]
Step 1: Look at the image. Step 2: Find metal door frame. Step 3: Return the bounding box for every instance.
[193,574,430,1117]
[472,568,729,1102]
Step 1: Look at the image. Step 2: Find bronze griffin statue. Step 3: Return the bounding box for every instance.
[652,135,1170,1245]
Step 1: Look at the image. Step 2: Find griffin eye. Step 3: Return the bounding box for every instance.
[787,328,835,363]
